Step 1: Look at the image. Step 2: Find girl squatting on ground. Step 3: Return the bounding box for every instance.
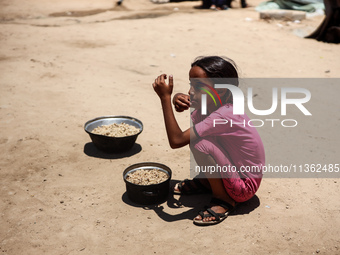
[152,56,265,226]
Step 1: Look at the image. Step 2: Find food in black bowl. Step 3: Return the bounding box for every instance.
[84,116,143,153]
[123,162,172,205]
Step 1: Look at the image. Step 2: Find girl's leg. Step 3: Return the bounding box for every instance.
[191,138,258,222]
[191,146,235,222]
[193,137,258,202]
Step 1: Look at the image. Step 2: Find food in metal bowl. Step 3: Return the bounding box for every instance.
[123,162,172,205]
[126,168,169,185]
[91,122,140,137]
[84,116,143,153]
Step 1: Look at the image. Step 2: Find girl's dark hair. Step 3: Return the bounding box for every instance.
[191,56,239,104]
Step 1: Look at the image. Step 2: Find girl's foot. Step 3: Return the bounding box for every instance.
[173,178,211,195]
[193,197,236,226]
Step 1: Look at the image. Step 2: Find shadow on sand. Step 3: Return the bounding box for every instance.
[122,179,260,222]
[83,142,142,159]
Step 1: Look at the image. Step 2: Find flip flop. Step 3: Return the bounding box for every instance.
[173,178,211,195]
[193,197,235,226]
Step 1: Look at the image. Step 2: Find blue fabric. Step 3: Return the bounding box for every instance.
[256,0,325,12]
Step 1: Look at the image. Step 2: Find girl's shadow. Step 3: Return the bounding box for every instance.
[122,179,260,222]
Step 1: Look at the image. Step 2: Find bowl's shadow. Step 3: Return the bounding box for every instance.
[122,179,261,222]
[83,142,142,159]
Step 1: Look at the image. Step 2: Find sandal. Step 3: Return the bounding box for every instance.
[193,197,235,226]
[173,178,211,195]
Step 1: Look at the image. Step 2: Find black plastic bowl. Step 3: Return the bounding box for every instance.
[123,162,172,205]
[84,116,143,153]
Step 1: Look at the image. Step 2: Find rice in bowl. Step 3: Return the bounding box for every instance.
[91,122,140,137]
[126,169,169,185]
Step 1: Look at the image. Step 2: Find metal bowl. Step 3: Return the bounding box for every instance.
[84,116,143,153]
[123,162,172,205]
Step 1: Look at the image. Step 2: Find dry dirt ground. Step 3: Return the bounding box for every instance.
[1,0,339,254]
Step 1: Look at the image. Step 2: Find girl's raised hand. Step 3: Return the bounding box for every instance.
[173,93,190,112]
[152,74,173,100]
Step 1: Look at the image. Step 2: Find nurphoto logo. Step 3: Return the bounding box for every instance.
[200,82,312,128]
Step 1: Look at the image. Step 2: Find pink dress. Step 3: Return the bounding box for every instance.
[192,104,265,202]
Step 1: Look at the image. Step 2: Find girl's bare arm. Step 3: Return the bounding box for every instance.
[153,74,197,148]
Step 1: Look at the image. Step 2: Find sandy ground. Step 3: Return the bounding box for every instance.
[1,0,340,254]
